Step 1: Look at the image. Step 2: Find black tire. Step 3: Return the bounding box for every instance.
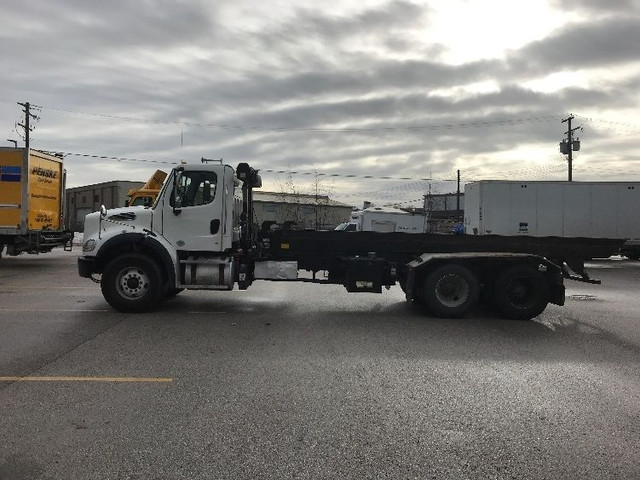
[493,264,549,320]
[421,264,479,318]
[164,287,184,299]
[101,253,163,313]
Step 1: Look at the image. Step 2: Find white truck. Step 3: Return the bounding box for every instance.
[335,207,428,233]
[77,161,625,320]
[464,180,640,259]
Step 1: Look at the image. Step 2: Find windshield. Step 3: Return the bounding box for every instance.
[170,170,217,208]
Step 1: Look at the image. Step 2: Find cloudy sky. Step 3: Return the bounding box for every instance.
[2,0,640,207]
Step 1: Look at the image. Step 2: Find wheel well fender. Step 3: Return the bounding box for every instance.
[95,233,175,285]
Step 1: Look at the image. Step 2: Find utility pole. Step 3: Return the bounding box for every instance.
[456,169,461,221]
[560,115,581,181]
[17,102,37,151]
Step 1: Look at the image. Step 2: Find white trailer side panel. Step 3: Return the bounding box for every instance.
[536,183,564,236]
[464,181,640,239]
[590,184,618,237]
[480,182,511,235]
[462,182,480,234]
[509,183,537,235]
[563,183,591,237]
[617,185,640,238]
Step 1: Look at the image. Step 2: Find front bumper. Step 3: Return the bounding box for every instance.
[78,256,99,278]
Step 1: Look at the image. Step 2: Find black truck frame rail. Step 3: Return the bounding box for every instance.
[256,229,624,284]
[253,229,581,320]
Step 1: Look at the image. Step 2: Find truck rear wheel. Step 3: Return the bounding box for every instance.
[164,287,184,299]
[101,253,163,313]
[493,264,549,320]
[421,264,479,318]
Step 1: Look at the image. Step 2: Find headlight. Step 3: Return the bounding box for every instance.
[82,239,97,252]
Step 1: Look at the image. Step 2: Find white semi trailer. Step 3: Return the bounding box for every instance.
[464,180,640,259]
[336,207,428,233]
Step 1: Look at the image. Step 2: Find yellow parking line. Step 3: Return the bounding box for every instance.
[0,309,110,313]
[0,376,173,383]
[1,286,92,289]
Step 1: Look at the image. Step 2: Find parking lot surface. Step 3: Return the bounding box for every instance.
[1,250,639,479]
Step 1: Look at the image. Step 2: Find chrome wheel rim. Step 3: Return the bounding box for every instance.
[435,274,469,308]
[116,267,150,299]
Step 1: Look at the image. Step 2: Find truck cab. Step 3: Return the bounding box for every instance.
[79,161,253,312]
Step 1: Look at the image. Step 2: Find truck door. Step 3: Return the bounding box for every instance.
[161,169,224,252]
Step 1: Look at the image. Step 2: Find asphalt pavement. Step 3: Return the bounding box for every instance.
[1,249,639,479]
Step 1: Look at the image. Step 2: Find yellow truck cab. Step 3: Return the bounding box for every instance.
[125,169,167,207]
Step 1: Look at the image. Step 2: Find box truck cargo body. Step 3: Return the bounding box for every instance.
[464,181,640,257]
[0,148,73,256]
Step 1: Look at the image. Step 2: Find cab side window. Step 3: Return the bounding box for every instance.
[171,171,217,207]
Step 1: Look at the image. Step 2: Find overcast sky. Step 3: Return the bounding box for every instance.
[2,0,640,207]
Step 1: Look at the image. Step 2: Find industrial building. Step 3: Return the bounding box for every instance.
[253,191,353,231]
[66,180,143,231]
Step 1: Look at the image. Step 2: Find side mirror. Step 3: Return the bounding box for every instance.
[173,170,183,215]
[100,205,108,218]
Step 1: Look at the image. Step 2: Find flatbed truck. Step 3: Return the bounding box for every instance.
[78,161,624,320]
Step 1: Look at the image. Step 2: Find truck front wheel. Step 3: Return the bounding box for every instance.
[421,264,479,318]
[493,264,549,320]
[101,253,163,313]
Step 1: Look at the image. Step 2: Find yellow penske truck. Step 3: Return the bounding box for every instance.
[0,147,73,257]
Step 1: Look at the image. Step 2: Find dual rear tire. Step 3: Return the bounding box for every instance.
[416,262,550,320]
[420,264,480,319]
[493,264,549,320]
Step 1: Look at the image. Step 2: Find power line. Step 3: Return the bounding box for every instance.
[575,115,640,132]
[55,150,576,184]
[53,150,444,181]
[260,169,432,181]
[52,150,455,181]
[33,104,564,133]
[52,151,179,165]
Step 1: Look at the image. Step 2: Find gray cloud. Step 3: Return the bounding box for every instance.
[256,1,431,50]
[508,16,640,72]
[549,0,640,13]
[1,0,639,205]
